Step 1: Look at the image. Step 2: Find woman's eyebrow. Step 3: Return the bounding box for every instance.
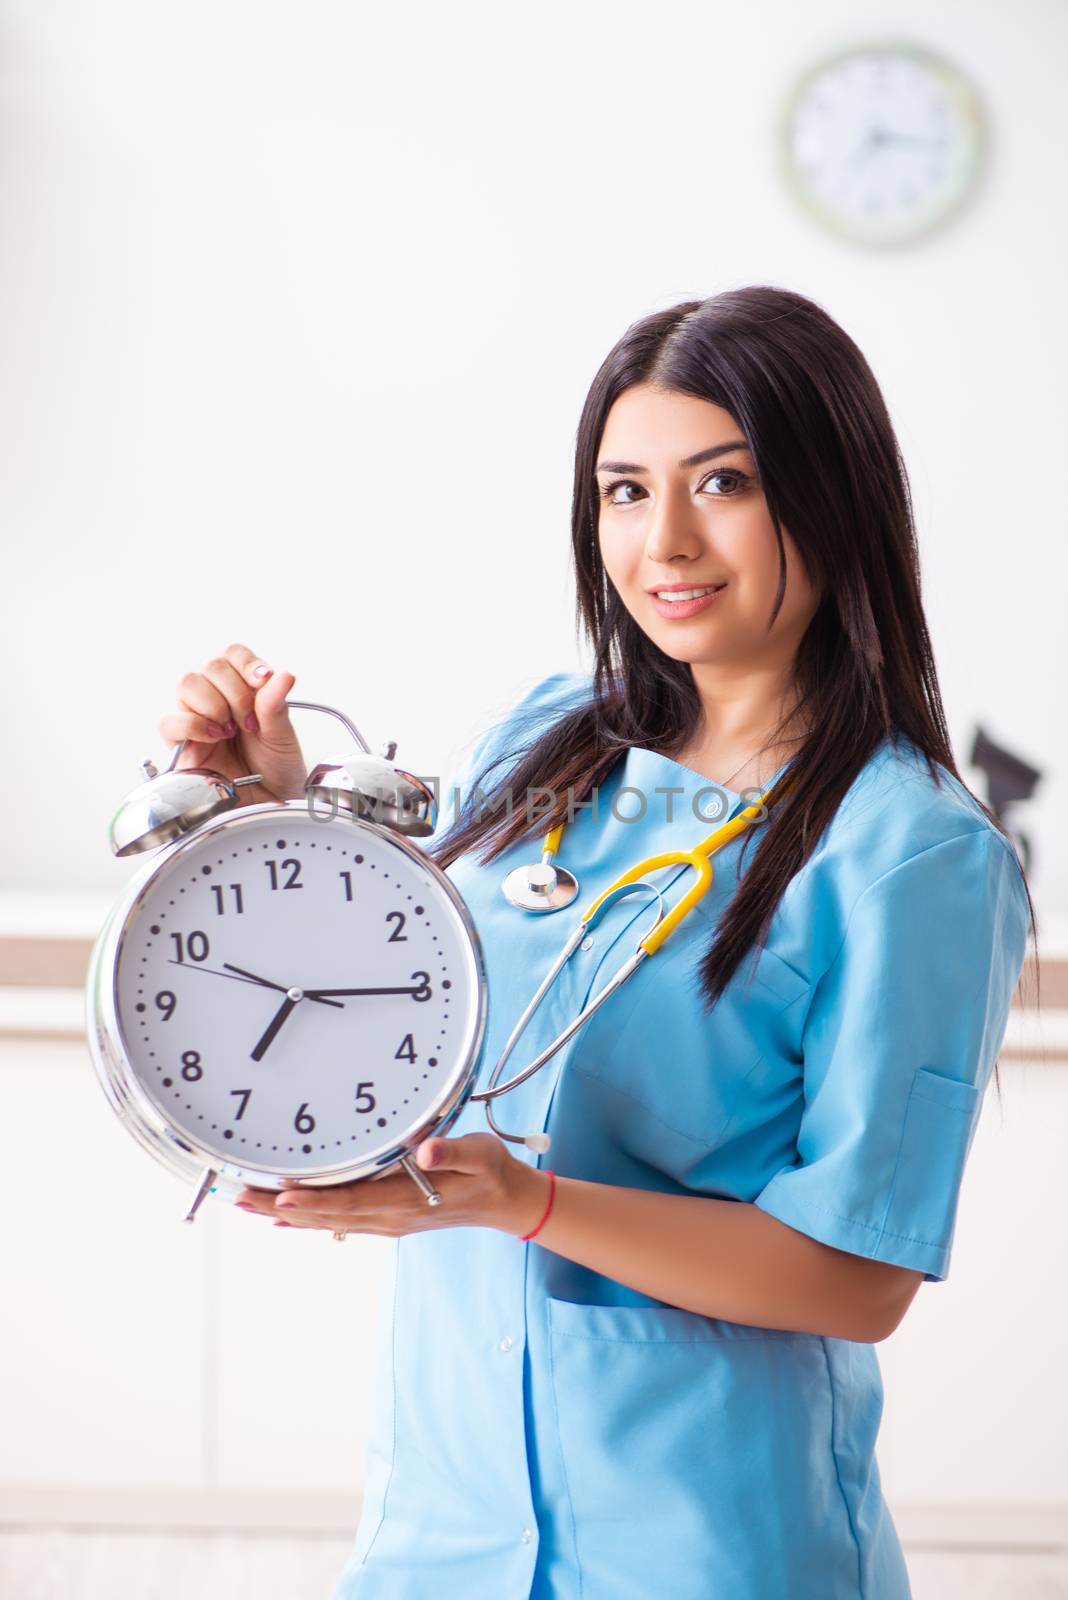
[595,440,751,474]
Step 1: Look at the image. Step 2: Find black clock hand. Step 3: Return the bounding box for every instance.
[163,959,344,1009]
[222,960,346,1001]
[250,994,299,1062]
[304,985,426,997]
[871,128,943,149]
[221,960,288,987]
[847,130,879,170]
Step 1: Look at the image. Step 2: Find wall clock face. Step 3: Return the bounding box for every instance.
[779,40,986,246]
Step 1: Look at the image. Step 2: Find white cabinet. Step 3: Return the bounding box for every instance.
[214,1193,386,1492]
[878,1055,1068,1510]
[0,1039,207,1488]
[0,1032,383,1505]
[2,1021,1065,1536]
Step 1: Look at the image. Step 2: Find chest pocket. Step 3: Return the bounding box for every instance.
[559,898,811,1177]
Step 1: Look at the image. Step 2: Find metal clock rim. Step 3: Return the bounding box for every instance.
[86,799,489,1201]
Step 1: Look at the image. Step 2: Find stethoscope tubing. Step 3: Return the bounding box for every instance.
[470,883,663,1108]
[477,772,794,1148]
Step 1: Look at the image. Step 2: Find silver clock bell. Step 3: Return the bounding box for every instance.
[108,700,438,858]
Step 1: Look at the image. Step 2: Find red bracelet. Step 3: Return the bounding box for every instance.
[519,1169,556,1242]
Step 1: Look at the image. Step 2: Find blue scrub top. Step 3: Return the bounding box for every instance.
[331,670,1030,1600]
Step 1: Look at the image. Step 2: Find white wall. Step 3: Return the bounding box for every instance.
[1,0,1066,917]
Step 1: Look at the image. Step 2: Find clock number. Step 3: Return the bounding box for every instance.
[230,1088,251,1121]
[339,871,354,902]
[154,990,177,1022]
[395,1033,416,1063]
[294,1102,315,1134]
[170,931,209,964]
[266,858,303,891]
[354,1082,377,1114]
[210,884,245,915]
[385,910,407,942]
[410,971,432,1003]
[180,1049,203,1082]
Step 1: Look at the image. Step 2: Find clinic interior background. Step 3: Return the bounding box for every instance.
[1,0,1066,1590]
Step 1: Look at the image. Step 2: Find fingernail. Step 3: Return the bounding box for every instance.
[244,712,260,734]
[206,721,226,739]
[275,1198,298,1210]
[273,1220,292,1228]
[235,1201,257,1212]
[223,719,238,736]
[250,663,272,679]
[424,1145,441,1169]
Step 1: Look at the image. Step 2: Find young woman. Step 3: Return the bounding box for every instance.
[162,285,1035,1599]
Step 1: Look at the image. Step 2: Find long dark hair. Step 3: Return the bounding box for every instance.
[432,285,1038,1027]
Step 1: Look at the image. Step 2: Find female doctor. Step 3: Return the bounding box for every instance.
[161,285,1035,1599]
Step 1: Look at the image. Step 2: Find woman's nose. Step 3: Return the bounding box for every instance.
[642,485,706,563]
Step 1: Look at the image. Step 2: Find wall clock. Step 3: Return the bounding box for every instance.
[779,40,987,246]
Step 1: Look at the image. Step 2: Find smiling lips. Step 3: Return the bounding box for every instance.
[651,584,725,602]
[647,582,728,619]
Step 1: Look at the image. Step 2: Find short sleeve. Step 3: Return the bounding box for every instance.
[753,828,1030,1282]
[426,670,590,848]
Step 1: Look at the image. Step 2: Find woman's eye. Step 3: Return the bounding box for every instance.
[598,470,749,505]
[599,479,644,505]
[702,470,747,495]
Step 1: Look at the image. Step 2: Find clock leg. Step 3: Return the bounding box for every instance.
[183,1165,219,1222]
[399,1155,442,1206]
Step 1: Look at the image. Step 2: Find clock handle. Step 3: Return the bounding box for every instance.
[163,700,372,774]
[399,1155,443,1207]
[286,700,372,755]
[162,741,262,787]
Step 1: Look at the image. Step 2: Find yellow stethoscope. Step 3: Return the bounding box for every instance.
[470,769,794,1152]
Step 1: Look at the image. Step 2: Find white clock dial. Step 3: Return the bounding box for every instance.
[110,807,483,1177]
[780,41,986,245]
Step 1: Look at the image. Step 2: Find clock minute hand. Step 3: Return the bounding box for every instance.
[167,958,345,1006]
[219,961,344,1009]
[873,128,942,149]
[304,984,425,998]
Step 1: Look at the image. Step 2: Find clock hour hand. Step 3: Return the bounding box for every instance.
[250,994,299,1062]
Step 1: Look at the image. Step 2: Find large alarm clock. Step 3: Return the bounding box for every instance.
[85,700,487,1221]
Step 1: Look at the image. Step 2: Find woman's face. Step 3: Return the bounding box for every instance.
[596,383,821,676]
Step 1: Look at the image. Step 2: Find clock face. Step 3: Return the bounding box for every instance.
[110,806,484,1177]
[780,41,986,245]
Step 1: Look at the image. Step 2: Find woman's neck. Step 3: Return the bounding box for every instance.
[664,662,809,791]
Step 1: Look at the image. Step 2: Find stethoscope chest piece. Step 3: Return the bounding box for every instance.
[501,860,580,913]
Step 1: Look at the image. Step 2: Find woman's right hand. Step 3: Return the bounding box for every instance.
[158,642,308,806]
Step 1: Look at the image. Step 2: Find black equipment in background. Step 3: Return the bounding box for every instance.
[969,726,1043,874]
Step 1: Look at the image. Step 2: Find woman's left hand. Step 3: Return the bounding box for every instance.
[234,1132,547,1238]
